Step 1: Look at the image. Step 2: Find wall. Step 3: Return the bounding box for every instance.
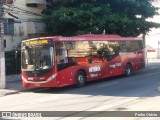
[147,51,157,59]
[4,0,46,51]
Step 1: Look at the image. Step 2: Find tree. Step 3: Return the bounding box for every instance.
[42,0,160,36]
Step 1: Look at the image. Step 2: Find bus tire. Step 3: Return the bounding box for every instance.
[76,71,86,87]
[125,64,132,77]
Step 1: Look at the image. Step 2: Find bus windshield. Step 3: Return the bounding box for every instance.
[22,45,54,71]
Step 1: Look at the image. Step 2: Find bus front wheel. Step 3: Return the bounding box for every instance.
[76,71,86,87]
[125,64,132,77]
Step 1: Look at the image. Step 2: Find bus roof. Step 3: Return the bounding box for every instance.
[23,34,143,42]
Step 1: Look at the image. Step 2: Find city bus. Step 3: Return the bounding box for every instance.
[21,34,145,88]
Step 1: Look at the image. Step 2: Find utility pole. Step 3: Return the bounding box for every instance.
[158,41,160,59]
[0,0,6,89]
[143,32,147,66]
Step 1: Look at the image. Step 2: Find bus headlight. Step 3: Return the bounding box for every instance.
[22,76,27,82]
[47,74,57,81]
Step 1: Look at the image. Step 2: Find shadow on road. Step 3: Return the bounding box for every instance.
[22,70,160,98]
[7,62,160,98]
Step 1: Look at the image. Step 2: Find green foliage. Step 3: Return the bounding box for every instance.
[42,0,160,36]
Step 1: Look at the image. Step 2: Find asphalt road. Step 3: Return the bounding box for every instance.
[1,61,160,120]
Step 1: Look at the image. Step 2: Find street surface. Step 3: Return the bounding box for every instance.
[0,61,160,120]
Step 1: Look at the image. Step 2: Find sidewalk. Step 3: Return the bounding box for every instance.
[147,59,160,62]
[0,74,23,97]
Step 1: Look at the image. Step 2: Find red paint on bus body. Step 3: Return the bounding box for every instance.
[21,34,145,88]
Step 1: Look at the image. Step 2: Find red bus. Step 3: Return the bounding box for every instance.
[21,34,145,88]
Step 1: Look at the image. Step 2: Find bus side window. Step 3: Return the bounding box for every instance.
[56,42,69,64]
[57,49,68,64]
[102,41,120,61]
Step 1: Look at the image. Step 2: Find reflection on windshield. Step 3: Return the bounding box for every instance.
[22,45,54,71]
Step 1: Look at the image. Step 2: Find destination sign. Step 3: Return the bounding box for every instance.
[25,40,49,45]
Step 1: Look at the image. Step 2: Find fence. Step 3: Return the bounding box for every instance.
[5,50,21,75]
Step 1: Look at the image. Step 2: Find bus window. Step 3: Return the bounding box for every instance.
[95,41,119,61]
[56,42,69,64]
[21,45,54,71]
[118,40,143,55]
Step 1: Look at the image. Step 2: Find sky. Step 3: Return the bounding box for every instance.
[146,0,160,48]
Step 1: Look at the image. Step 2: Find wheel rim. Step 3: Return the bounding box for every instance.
[126,66,131,75]
[78,75,84,84]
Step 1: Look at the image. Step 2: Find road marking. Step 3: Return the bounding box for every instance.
[98,82,118,88]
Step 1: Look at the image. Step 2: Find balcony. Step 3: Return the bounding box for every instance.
[26,0,46,7]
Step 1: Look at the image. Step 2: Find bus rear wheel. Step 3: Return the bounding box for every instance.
[76,71,86,87]
[125,64,132,77]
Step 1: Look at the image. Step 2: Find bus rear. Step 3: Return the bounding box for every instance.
[21,38,59,88]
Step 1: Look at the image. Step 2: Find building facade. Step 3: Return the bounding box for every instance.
[3,0,46,51]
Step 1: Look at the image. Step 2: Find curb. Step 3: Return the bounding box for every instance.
[4,91,20,96]
[0,90,19,97]
[1,87,40,97]
[1,89,27,97]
